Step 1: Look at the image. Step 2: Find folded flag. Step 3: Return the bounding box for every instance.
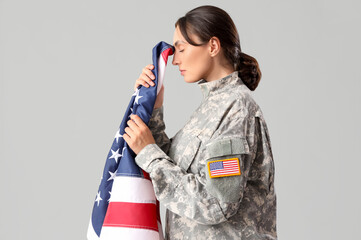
[87,41,175,240]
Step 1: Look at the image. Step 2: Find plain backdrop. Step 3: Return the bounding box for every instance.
[1,0,360,239]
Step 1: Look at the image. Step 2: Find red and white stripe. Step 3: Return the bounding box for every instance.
[156,47,172,95]
[87,174,164,240]
[87,48,171,240]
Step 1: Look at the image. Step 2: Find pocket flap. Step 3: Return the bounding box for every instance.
[206,137,250,158]
[178,136,202,171]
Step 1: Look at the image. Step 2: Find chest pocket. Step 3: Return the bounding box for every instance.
[169,133,202,172]
[179,135,202,172]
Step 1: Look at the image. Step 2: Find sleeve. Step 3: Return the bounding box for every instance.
[135,101,256,225]
[148,105,172,154]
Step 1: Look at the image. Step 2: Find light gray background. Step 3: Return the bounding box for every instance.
[1,0,360,239]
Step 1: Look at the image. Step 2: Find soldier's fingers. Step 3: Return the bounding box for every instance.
[139,72,155,86]
[146,64,154,70]
[123,132,131,142]
[137,78,150,88]
[134,65,155,90]
[130,114,146,128]
[142,66,156,81]
[124,126,134,138]
[134,78,152,90]
[127,119,140,131]
[139,76,155,88]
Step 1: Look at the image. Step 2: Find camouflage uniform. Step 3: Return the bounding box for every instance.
[135,71,277,240]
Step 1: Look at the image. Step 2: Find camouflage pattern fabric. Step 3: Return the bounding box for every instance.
[135,71,277,240]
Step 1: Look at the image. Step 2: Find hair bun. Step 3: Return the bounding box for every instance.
[237,52,262,91]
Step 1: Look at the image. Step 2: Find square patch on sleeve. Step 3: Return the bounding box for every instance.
[207,158,241,178]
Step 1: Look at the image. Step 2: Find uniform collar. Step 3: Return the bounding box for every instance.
[197,70,244,99]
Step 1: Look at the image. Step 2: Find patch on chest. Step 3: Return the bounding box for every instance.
[207,158,241,178]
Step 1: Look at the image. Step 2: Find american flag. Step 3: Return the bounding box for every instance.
[208,158,241,178]
[87,41,174,240]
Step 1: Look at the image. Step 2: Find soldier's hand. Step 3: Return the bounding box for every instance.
[134,64,164,109]
[134,64,156,91]
[123,114,156,155]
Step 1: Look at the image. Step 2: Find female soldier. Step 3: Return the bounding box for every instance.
[123,5,277,240]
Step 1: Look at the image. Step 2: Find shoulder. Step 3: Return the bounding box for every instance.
[224,86,262,121]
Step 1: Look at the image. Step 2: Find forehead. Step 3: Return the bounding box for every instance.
[174,40,186,48]
[172,26,187,47]
[172,26,204,47]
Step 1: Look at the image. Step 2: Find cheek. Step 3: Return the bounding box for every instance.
[187,50,211,73]
[195,53,212,74]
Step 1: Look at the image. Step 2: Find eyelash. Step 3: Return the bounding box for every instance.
[179,49,184,52]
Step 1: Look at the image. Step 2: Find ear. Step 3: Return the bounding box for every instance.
[208,36,221,57]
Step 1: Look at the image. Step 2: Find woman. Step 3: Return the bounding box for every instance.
[123,5,277,240]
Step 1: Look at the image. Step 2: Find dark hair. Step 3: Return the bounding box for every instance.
[174,5,261,91]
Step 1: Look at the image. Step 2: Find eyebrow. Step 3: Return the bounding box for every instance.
[174,40,186,47]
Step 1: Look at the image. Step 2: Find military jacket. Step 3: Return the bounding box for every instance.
[135,70,277,240]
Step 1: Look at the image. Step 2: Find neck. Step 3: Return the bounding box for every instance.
[203,58,235,82]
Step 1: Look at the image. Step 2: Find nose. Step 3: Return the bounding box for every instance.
[172,52,179,66]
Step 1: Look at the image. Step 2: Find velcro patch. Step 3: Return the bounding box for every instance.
[207,158,241,178]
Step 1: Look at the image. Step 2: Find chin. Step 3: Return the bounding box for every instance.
[184,76,197,83]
